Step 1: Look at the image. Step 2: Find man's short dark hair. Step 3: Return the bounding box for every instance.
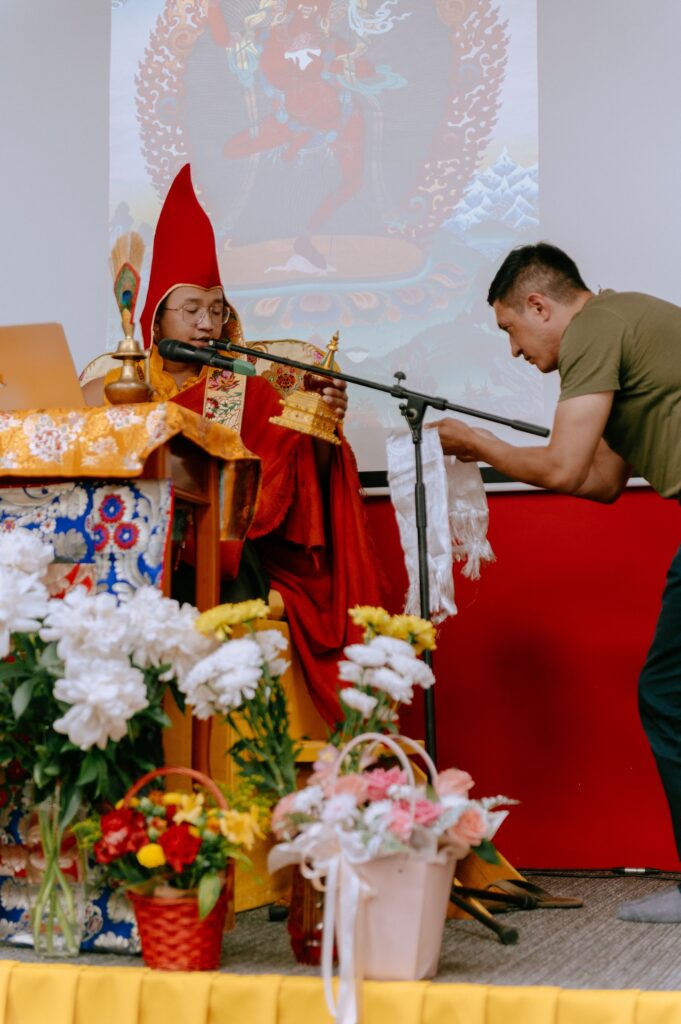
[487,243,589,309]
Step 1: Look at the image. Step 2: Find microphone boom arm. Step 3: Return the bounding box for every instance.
[209,338,550,437]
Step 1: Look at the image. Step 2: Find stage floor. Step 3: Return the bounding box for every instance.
[3,873,681,990]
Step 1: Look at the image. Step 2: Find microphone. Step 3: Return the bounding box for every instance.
[157,338,255,376]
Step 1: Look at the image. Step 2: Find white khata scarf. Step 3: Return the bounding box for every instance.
[386,428,495,624]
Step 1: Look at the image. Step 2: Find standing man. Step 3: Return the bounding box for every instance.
[434,243,681,922]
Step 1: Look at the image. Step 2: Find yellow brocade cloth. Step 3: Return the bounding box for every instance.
[0,964,677,1024]
[0,402,253,478]
[0,402,261,542]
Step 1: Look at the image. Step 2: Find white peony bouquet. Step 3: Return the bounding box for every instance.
[0,527,213,815]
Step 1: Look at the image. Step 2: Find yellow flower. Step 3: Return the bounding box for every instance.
[194,600,270,637]
[348,605,392,637]
[114,797,139,809]
[219,810,264,850]
[172,793,205,826]
[162,792,184,806]
[385,614,437,654]
[137,843,166,869]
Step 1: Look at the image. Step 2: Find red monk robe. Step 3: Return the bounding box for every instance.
[172,369,383,725]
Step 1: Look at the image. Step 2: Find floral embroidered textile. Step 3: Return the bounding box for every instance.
[0,481,172,598]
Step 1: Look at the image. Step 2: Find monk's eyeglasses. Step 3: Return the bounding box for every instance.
[163,304,231,327]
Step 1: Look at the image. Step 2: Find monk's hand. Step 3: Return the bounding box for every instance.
[429,418,493,461]
[317,377,348,421]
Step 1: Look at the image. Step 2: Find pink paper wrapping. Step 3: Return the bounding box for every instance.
[350,850,457,980]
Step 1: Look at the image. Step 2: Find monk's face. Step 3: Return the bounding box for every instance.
[154,285,227,351]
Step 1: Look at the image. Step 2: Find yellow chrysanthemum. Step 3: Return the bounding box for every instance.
[136,843,166,869]
[114,797,139,809]
[194,600,270,637]
[348,605,392,636]
[385,614,437,653]
[220,810,264,850]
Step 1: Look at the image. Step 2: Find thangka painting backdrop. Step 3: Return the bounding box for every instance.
[110,0,542,473]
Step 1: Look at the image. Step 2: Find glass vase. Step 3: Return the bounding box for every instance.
[25,792,86,957]
[287,867,328,966]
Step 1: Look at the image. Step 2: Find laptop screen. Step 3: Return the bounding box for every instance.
[0,323,86,411]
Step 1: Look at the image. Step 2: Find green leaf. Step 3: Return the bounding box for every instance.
[0,661,29,681]
[39,642,65,676]
[11,678,35,720]
[198,872,222,920]
[59,788,82,831]
[76,753,99,787]
[473,839,500,865]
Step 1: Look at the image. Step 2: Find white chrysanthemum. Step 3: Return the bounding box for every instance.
[322,793,359,826]
[123,586,215,676]
[0,528,54,578]
[181,637,264,717]
[292,784,325,815]
[370,635,416,660]
[362,799,393,832]
[40,588,131,662]
[158,603,217,684]
[339,688,378,719]
[0,567,51,657]
[386,653,435,690]
[253,629,290,674]
[364,666,414,704]
[337,660,363,684]
[342,643,387,668]
[53,657,148,750]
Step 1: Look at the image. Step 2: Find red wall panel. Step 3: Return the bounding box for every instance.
[364,489,680,869]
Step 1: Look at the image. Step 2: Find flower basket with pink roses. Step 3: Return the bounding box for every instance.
[268,732,513,1024]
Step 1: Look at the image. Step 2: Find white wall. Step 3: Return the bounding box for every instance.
[0,0,110,372]
[539,1,681,302]
[2,1,681,375]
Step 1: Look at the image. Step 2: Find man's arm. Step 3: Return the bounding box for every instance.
[433,391,631,503]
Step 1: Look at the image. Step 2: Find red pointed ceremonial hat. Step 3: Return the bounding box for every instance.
[139,164,223,349]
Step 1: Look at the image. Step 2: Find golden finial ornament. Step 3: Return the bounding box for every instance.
[269,331,343,445]
[104,232,152,405]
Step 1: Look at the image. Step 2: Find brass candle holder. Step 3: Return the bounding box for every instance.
[104,309,152,406]
[269,331,342,445]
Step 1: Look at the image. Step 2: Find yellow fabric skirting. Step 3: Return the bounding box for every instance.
[0,964,679,1024]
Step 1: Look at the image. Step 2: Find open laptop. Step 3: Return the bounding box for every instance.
[0,323,86,411]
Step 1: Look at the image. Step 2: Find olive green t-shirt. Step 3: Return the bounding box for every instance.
[558,290,681,498]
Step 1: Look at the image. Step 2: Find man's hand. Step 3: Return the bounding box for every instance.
[429,419,494,461]
[430,393,628,502]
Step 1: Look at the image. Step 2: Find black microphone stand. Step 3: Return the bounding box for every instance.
[204,337,550,762]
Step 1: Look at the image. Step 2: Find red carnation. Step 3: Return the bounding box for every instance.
[158,823,202,872]
[94,808,148,864]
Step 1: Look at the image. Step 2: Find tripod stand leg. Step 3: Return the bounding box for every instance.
[449,885,519,945]
[449,847,525,913]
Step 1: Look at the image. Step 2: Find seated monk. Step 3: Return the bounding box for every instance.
[83,163,383,724]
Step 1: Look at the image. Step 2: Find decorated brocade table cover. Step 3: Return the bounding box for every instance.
[0,402,262,545]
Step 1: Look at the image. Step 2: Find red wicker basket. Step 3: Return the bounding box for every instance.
[123,765,234,971]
